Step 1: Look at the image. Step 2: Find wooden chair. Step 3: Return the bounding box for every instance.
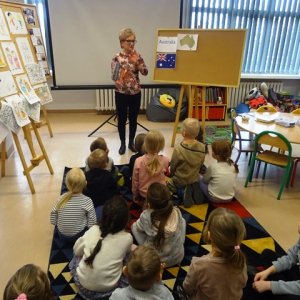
[231,117,262,164]
[291,108,300,114]
[256,105,278,112]
[245,131,295,200]
[230,109,253,143]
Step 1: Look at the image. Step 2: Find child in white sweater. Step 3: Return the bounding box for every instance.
[69,196,133,299]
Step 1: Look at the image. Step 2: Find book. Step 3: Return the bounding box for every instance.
[256,115,277,123]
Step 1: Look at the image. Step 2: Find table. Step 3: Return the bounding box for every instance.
[236,112,300,144]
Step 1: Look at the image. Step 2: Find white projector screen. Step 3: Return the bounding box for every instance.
[48,0,181,87]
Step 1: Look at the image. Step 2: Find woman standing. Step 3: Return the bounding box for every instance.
[111,28,148,155]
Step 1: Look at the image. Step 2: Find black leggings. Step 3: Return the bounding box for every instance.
[115,91,141,143]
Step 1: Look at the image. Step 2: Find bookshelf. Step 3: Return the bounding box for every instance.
[192,86,228,120]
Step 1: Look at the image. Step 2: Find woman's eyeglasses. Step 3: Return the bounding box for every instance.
[124,40,137,44]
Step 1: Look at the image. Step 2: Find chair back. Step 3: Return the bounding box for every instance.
[255,131,292,154]
[291,108,300,114]
[232,117,242,148]
[256,105,277,112]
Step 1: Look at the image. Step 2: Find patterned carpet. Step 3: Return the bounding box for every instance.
[48,166,285,300]
[205,125,231,145]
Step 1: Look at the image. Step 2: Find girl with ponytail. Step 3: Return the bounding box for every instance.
[131,183,185,267]
[69,196,132,299]
[179,207,247,300]
[199,139,239,203]
[50,167,96,242]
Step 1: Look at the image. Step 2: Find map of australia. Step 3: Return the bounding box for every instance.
[180,35,195,48]
[177,34,198,51]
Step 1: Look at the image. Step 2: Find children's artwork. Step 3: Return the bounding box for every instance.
[156,53,176,69]
[5,94,31,127]
[31,36,43,46]
[177,34,198,51]
[44,69,50,76]
[16,37,35,65]
[31,27,41,36]
[25,63,46,85]
[0,121,9,143]
[157,36,177,53]
[21,95,40,122]
[0,101,21,134]
[22,7,36,25]
[0,8,10,40]
[0,71,18,97]
[16,74,40,104]
[4,11,27,35]
[1,42,24,75]
[33,83,53,105]
[0,47,7,67]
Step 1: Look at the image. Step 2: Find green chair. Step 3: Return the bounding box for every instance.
[245,131,295,200]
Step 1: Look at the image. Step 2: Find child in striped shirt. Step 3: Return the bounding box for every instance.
[50,167,97,242]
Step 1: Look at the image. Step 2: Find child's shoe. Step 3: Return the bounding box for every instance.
[191,182,204,205]
[183,184,193,208]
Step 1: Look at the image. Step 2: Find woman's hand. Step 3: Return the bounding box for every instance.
[129,50,139,66]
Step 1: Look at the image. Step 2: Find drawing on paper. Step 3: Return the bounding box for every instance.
[5,94,31,127]
[22,7,35,25]
[1,42,24,75]
[0,48,7,67]
[25,63,46,85]
[0,101,21,134]
[16,37,35,65]
[0,8,10,40]
[0,71,18,97]
[21,95,40,122]
[4,11,27,35]
[34,83,53,105]
[0,121,9,143]
[16,74,40,104]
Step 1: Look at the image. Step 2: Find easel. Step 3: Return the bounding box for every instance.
[88,112,149,137]
[171,85,206,147]
[30,105,53,137]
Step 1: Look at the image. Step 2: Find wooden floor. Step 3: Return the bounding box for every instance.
[1,112,299,294]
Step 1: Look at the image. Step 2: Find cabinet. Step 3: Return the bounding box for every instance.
[192,86,228,121]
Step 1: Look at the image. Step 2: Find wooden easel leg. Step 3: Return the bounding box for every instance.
[31,119,54,175]
[193,86,199,119]
[41,105,53,138]
[1,138,6,177]
[171,85,185,147]
[23,124,37,158]
[12,132,35,194]
[201,87,207,140]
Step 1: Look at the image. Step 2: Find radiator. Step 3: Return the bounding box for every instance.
[228,81,283,108]
[95,88,159,111]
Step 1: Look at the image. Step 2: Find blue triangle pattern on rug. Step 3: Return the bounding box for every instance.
[48,166,286,300]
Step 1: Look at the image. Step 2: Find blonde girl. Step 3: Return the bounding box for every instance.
[199,139,239,203]
[132,130,169,204]
[179,207,247,300]
[131,182,185,267]
[50,167,96,242]
[4,264,55,300]
[69,196,132,299]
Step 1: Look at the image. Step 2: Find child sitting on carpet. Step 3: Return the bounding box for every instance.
[109,244,174,299]
[85,137,119,180]
[83,149,118,212]
[199,140,238,203]
[132,130,169,205]
[69,196,133,299]
[50,167,96,242]
[251,220,300,299]
[178,207,247,300]
[120,133,146,186]
[4,264,55,300]
[131,182,185,267]
[167,118,206,208]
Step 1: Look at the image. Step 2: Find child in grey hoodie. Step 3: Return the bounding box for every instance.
[109,244,174,300]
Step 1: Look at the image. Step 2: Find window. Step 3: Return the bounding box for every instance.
[189,0,300,75]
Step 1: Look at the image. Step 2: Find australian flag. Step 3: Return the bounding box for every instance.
[156,53,176,69]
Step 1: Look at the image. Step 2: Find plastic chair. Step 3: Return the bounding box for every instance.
[291,108,300,114]
[245,131,295,200]
[256,105,278,112]
[231,118,263,164]
[230,109,253,143]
